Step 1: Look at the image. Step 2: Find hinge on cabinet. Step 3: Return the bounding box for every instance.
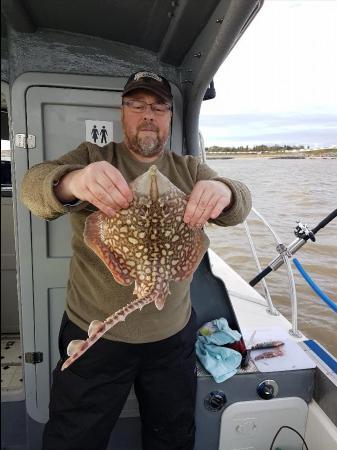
[15,134,36,149]
[25,352,43,364]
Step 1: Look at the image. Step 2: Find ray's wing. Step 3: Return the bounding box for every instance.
[84,211,134,286]
[171,229,209,281]
[156,189,210,282]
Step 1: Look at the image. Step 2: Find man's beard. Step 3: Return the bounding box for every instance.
[125,123,167,157]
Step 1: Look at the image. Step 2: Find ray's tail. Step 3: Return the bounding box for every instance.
[61,295,155,371]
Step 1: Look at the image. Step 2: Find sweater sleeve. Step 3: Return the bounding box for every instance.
[196,161,252,226]
[20,142,93,220]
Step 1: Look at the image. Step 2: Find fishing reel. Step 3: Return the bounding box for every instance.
[294,221,316,242]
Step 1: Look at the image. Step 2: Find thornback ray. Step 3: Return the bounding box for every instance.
[61,165,209,371]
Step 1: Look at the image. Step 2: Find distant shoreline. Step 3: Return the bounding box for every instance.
[206,151,337,160]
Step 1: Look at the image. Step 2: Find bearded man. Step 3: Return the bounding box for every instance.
[21,71,251,450]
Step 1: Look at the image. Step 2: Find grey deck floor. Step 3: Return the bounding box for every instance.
[1,334,24,402]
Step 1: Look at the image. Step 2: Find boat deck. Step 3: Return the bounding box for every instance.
[1,334,24,403]
[1,251,335,450]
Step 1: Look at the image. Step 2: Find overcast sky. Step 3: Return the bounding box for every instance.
[199,0,337,148]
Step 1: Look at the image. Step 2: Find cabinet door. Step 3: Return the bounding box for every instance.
[25,85,128,422]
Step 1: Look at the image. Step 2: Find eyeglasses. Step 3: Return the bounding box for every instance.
[122,99,172,115]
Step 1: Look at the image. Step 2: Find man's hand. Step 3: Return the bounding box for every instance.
[54,161,133,217]
[183,180,232,228]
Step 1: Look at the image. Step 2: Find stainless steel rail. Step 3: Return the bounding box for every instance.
[244,207,302,337]
[243,221,278,316]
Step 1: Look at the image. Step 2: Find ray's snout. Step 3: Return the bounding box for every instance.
[150,166,159,201]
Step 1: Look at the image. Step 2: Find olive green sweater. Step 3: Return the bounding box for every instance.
[21,142,252,343]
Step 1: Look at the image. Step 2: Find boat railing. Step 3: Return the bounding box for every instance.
[243,207,302,338]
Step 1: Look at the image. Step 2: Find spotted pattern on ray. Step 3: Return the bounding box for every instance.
[61,165,209,371]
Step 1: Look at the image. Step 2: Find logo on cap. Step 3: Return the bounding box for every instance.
[133,71,163,83]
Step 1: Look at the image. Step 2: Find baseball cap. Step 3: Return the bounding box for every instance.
[122,71,173,103]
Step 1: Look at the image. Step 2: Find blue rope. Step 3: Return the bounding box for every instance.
[293,258,337,313]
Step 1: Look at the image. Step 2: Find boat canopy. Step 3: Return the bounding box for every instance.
[1,0,263,154]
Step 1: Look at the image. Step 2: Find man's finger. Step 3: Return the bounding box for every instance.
[183,183,205,223]
[82,186,116,217]
[192,196,218,227]
[103,166,133,203]
[86,183,121,212]
[95,203,116,217]
[209,197,228,219]
[185,184,215,226]
[94,172,129,209]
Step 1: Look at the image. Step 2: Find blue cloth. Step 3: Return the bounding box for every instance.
[196,318,242,383]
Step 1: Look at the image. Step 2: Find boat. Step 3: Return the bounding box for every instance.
[1,0,336,449]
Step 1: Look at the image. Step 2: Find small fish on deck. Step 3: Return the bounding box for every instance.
[61,165,209,371]
[254,348,284,361]
[251,341,284,351]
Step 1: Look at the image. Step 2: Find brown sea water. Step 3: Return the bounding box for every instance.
[205,158,337,358]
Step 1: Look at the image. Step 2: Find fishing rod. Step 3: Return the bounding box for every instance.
[249,209,337,287]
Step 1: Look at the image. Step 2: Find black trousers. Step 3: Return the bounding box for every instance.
[42,310,197,450]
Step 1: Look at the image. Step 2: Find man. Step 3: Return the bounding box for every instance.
[21,71,252,450]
